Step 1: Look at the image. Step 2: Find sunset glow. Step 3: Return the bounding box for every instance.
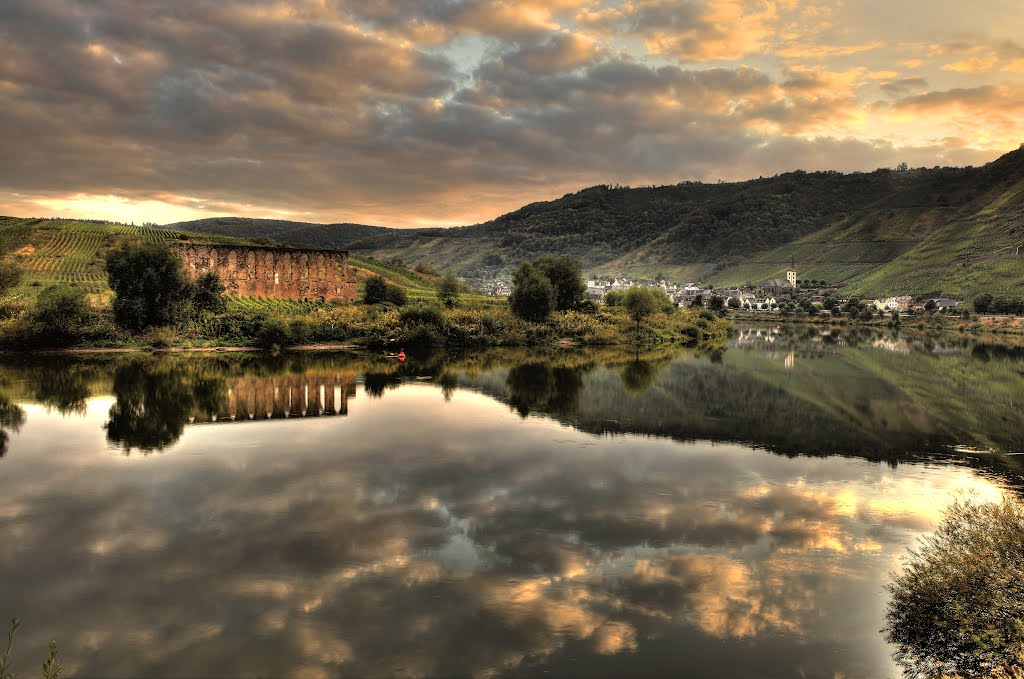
[1,0,1023,227]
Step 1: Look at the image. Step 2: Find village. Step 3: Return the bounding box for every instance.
[475,263,966,316]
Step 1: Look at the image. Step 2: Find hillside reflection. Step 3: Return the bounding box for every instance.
[0,332,1022,462]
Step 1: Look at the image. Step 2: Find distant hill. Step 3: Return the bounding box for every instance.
[163,144,1024,297]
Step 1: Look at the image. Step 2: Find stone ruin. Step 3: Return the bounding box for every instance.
[173,242,357,302]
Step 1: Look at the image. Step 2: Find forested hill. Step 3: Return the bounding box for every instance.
[167,145,1024,297]
[161,217,391,250]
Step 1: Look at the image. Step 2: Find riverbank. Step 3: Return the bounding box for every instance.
[0,301,732,353]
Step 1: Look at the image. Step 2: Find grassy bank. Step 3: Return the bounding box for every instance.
[0,295,731,352]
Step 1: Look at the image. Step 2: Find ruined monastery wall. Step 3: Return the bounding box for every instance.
[174,243,357,302]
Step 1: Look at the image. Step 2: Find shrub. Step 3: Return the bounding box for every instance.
[288,318,311,344]
[437,274,461,307]
[255,317,291,350]
[30,284,97,347]
[885,497,1024,677]
[193,272,226,314]
[385,284,408,306]
[144,326,176,348]
[400,304,445,328]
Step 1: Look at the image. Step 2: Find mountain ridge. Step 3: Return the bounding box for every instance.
[167,145,1024,297]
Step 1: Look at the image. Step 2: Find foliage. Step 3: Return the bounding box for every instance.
[255,317,291,350]
[32,284,95,345]
[532,255,585,311]
[437,274,461,307]
[0,262,21,296]
[363,275,389,304]
[106,242,193,330]
[192,272,226,314]
[363,274,408,307]
[603,290,624,306]
[885,496,1024,678]
[1,618,63,679]
[509,263,555,322]
[622,286,660,332]
[975,293,995,313]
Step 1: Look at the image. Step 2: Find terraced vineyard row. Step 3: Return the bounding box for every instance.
[226,296,329,315]
[7,220,180,295]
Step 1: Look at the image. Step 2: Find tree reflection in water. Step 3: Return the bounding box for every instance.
[105,360,225,453]
[884,496,1024,678]
[506,363,585,417]
[0,395,25,458]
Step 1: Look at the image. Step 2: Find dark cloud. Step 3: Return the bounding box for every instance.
[0,0,1018,225]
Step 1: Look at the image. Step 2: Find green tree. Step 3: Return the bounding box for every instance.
[106,243,193,330]
[437,274,461,307]
[31,284,96,347]
[689,295,704,308]
[509,263,554,321]
[727,296,741,309]
[708,295,725,313]
[622,286,658,333]
[363,275,389,304]
[603,290,624,306]
[533,256,585,311]
[192,272,226,314]
[974,293,994,314]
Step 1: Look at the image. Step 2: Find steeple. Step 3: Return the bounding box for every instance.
[786,257,797,288]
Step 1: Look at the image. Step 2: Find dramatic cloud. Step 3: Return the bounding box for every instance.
[0,0,1022,226]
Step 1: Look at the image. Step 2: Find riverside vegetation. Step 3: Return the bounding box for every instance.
[0,220,730,352]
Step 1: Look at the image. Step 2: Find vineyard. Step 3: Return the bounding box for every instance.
[0,219,181,296]
[0,217,458,308]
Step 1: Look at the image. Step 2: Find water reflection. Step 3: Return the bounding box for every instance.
[0,337,1021,677]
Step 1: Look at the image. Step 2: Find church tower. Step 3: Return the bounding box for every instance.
[787,259,797,288]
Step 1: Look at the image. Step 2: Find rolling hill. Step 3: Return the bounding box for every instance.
[167,144,1024,298]
[0,217,443,308]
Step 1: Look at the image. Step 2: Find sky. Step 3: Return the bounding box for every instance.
[1,1,1023,228]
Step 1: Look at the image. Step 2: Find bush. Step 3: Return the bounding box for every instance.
[144,326,176,348]
[400,304,445,328]
[363,275,389,304]
[402,324,444,354]
[885,497,1024,677]
[255,317,291,350]
[193,272,226,314]
[288,318,311,344]
[437,274,461,307]
[385,284,407,306]
[30,284,97,347]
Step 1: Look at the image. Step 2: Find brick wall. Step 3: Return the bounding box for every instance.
[174,242,357,301]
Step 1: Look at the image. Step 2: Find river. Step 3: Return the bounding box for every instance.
[0,328,1021,677]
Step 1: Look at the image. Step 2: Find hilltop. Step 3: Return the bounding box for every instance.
[168,145,1024,298]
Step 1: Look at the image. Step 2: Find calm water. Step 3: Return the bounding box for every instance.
[1,329,1022,678]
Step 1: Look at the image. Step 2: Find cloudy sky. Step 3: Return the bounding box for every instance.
[1,0,1023,227]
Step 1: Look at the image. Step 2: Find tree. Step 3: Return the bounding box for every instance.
[193,272,226,314]
[689,295,704,308]
[923,299,937,312]
[364,275,406,306]
[603,290,624,306]
[885,497,1024,678]
[533,256,585,311]
[363,275,390,304]
[437,274,461,307]
[622,286,658,333]
[0,261,22,295]
[974,293,994,314]
[727,296,741,309]
[30,284,96,346]
[708,295,725,312]
[509,264,554,321]
[106,242,193,331]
